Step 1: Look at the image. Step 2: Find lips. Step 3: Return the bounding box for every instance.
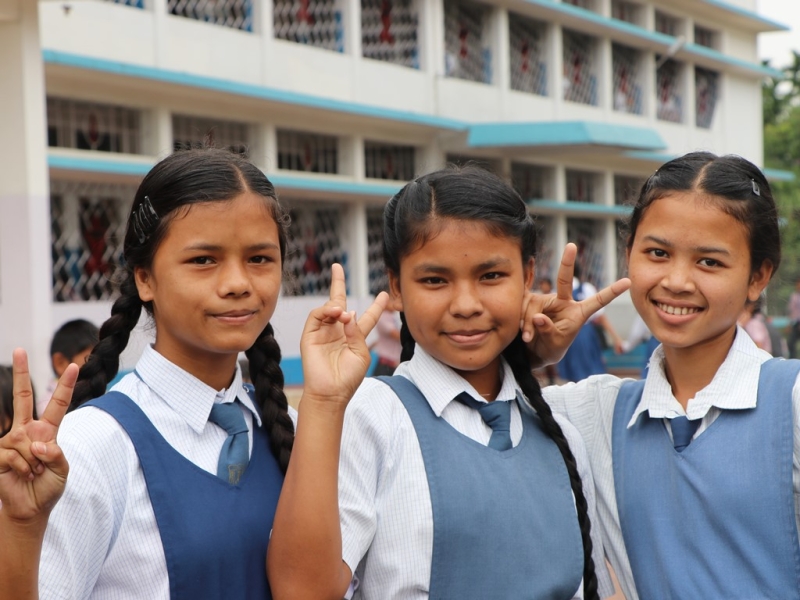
[446,330,490,344]
[654,302,702,316]
[211,310,257,323]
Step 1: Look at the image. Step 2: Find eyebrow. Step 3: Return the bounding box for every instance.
[411,257,513,274]
[642,235,730,256]
[182,242,280,252]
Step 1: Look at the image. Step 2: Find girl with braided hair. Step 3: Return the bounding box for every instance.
[269,165,631,599]
[0,147,298,599]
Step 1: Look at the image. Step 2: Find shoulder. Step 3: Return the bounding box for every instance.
[60,404,138,475]
[345,377,406,427]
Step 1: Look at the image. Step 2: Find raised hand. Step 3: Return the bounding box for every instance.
[300,263,389,406]
[520,243,631,367]
[0,348,77,522]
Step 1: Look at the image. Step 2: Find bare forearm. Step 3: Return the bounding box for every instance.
[267,397,351,600]
[0,513,45,600]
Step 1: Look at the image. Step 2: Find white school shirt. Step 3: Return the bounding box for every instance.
[339,346,614,600]
[544,326,800,600]
[39,345,296,600]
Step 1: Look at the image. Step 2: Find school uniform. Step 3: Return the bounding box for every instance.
[558,280,607,382]
[544,326,800,600]
[38,345,295,599]
[338,346,613,600]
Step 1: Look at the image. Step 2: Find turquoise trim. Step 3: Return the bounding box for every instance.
[762,168,796,182]
[48,153,153,176]
[468,121,666,150]
[520,0,783,78]
[42,50,468,132]
[527,199,633,217]
[624,150,677,163]
[698,0,788,32]
[282,352,377,386]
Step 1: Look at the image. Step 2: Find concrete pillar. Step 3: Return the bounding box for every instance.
[0,0,53,392]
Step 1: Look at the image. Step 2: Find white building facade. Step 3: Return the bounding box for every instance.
[0,0,788,390]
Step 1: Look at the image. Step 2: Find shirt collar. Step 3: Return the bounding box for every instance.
[627,326,767,427]
[399,345,521,417]
[134,346,262,433]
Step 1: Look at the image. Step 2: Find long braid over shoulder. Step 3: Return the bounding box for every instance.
[502,335,599,599]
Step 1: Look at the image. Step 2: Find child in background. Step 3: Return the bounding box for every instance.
[43,319,99,416]
[269,166,631,599]
[0,148,316,599]
[543,152,800,599]
[0,365,14,438]
[371,308,402,376]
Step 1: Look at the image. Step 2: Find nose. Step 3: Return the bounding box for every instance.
[218,261,252,297]
[450,281,483,318]
[660,260,696,294]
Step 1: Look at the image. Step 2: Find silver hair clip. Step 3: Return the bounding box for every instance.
[751,179,760,197]
[132,195,159,244]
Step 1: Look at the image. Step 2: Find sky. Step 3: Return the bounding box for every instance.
[757,0,800,67]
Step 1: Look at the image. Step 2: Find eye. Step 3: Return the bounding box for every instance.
[699,258,722,268]
[190,256,214,265]
[647,248,668,259]
[249,255,275,264]
[481,271,505,281]
[420,276,446,285]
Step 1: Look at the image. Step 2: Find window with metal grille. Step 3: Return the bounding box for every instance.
[695,67,719,129]
[656,58,683,123]
[566,169,598,203]
[444,0,493,84]
[654,10,682,37]
[47,97,141,154]
[102,0,144,8]
[277,130,339,174]
[50,180,135,302]
[367,206,388,295]
[616,218,628,277]
[172,114,252,156]
[610,0,639,24]
[694,25,717,49]
[530,214,556,282]
[563,29,597,106]
[362,0,419,68]
[446,154,501,175]
[563,0,594,10]
[614,174,643,206]
[612,43,643,115]
[274,0,344,52]
[364,142,415,181]
[509,13,547,96]
[567,217,605,288]
[168,0,252,31]
[283,204,346,296]
[511,162,551,201]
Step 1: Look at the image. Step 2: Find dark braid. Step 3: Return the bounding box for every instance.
[246,323,294,473]
[503,335,599,599]
[70,272,143,410]
[399,312,416,362]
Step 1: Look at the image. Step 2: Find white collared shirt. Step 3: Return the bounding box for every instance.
[339,346,613,600]
[544,326,800,600]
[39,345,295,599]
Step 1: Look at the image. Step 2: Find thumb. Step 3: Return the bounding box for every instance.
[31,441,69,480]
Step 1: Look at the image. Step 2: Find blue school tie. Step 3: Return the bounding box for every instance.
[670,416,700,452]
[455,392,513,451]
[208,401,250,484]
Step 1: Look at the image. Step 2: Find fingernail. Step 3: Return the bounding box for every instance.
[32,442,46,455]
[522,331,532,343]
[35,463,44,474]
[533,317,546,327]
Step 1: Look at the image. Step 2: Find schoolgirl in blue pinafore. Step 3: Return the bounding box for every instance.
[558,281,606,382]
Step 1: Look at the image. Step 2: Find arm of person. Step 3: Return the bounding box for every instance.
[520,243,631,368]
[267,265,388,600]
[592,314,625,355]
[0,350,77,600]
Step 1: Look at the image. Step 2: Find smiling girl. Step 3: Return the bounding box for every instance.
[544,152,800,599]
[268,165,631,599]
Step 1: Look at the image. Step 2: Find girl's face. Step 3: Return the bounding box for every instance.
[627,191,771,359]
[135,191,282,385]
[389,219,533,396]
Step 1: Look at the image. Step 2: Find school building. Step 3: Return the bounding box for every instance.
[0,0,790,390]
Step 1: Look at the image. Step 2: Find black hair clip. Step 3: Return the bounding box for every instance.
[132,195,159,244]
[751,179,761,197]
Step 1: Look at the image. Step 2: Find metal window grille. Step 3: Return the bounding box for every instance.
[511,162,550,201]
[656,58,683,123]
[530,214,555,282]
[695,67,719,129]
[694,25,717,49]
[563,0,593,9]
[444,0,493,84]
[361,0,419,68]
[364,141,415,181]
[50,180,135,302]
[168,0,253,31]
[47,97,141,154]
[509,13,547,96]
[277,129,338,174]
[616,219,628,278]
[446,154,501,175]
[610,0,639,24]
[563,30,597,106]
[172,114,252,156]
[614,174,643,206]
[567,217,605,288]
[283,204,346,296]
[274,0,343,52]
[612,43,643,115]
[566,169,597,203]
[102,0,144,8]
[367,206,388,295]
[654,10,681,37]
